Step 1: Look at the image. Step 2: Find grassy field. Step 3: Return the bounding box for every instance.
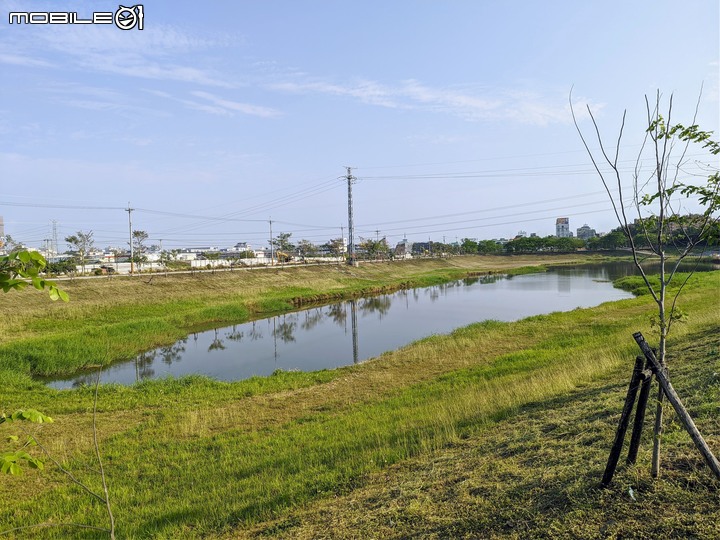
[0,256,718,538]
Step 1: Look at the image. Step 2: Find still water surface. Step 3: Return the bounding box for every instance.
[45,263,652,389]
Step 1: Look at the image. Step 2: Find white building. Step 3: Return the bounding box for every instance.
[556,217,571,238]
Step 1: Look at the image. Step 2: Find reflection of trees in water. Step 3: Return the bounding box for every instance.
[425,286,440,302]
[159,339,186,365]
[249,321,263,341]
[326,303,347,327]
[301,308,324,331]
[273,315,297,343]
[463,275,503,286]
[71,373,99,388]
[225,325,244,342]
[359,295,392,317]
[208,328,226,352]
[135,351,155,381]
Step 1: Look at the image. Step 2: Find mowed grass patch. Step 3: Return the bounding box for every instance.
[258,330,720,540]
[1,271,717,538]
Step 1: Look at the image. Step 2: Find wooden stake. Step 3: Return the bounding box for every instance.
[601,355,644,487]
[633,332,720,482]
[627,358,653,465]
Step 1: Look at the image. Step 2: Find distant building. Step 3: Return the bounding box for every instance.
[230,242,252,253]
[556,217,571,238]
[394,238,413,258]
[576,224,597,240]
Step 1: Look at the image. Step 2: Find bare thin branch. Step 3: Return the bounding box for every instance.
[19,428,106,505]
[93,368,116,540]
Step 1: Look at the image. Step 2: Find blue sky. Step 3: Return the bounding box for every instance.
[1,0,718,250]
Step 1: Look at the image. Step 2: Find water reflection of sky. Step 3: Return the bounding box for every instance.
[48,266,639,389]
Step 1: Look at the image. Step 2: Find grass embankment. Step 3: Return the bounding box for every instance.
[0,254,600,378]
[0,262,717,538]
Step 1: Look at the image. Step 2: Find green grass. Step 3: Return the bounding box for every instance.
[265,330,720,540]
[1,268,717,538]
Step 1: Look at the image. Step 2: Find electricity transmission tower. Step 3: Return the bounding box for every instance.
[343,167,357,266]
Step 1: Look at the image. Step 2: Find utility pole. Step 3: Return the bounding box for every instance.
[343,167,357,266]
[269,218,274,266]
[52,219,58,256]
[340,225,345,261]
[126,203,134,275]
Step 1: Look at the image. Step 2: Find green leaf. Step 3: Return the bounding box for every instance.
[6,435,19,443]
[10,409,53,424]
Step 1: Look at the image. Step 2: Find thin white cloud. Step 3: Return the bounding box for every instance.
[0,52,53,67]
[191,91,282,118]
[0,19,239,87]
[147,89,280,118]
[269,75,593,125]
[44,83,171,117]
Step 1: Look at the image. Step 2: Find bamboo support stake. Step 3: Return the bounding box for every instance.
[601,355,645,487]
[634,332,720,482]
[626,358,653,465]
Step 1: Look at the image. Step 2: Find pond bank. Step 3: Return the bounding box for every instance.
[0,254,618,378]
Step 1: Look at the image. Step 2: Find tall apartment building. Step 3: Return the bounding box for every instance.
[556,217,571,238]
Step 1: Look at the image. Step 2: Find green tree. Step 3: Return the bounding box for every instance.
[296,239,318,260]
[572,90,720,478]
[460,238,478,254]
[131,230,149,271]
[477,240,501,254]
[45,258,78,276]
[552,237,584,252]
[65,230,94,275]
[271,232,294,253]
[359,237,390,260]
[588,229,628,251]
[159,249,185,273]
[324,238,346,259]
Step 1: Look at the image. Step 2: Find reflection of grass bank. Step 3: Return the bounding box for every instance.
[1,271,717,538]
[0,254,606,377]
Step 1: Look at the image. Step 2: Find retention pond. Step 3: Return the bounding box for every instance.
[43,262,670,389]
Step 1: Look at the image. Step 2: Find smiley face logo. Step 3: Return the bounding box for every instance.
[115,5,144,30]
